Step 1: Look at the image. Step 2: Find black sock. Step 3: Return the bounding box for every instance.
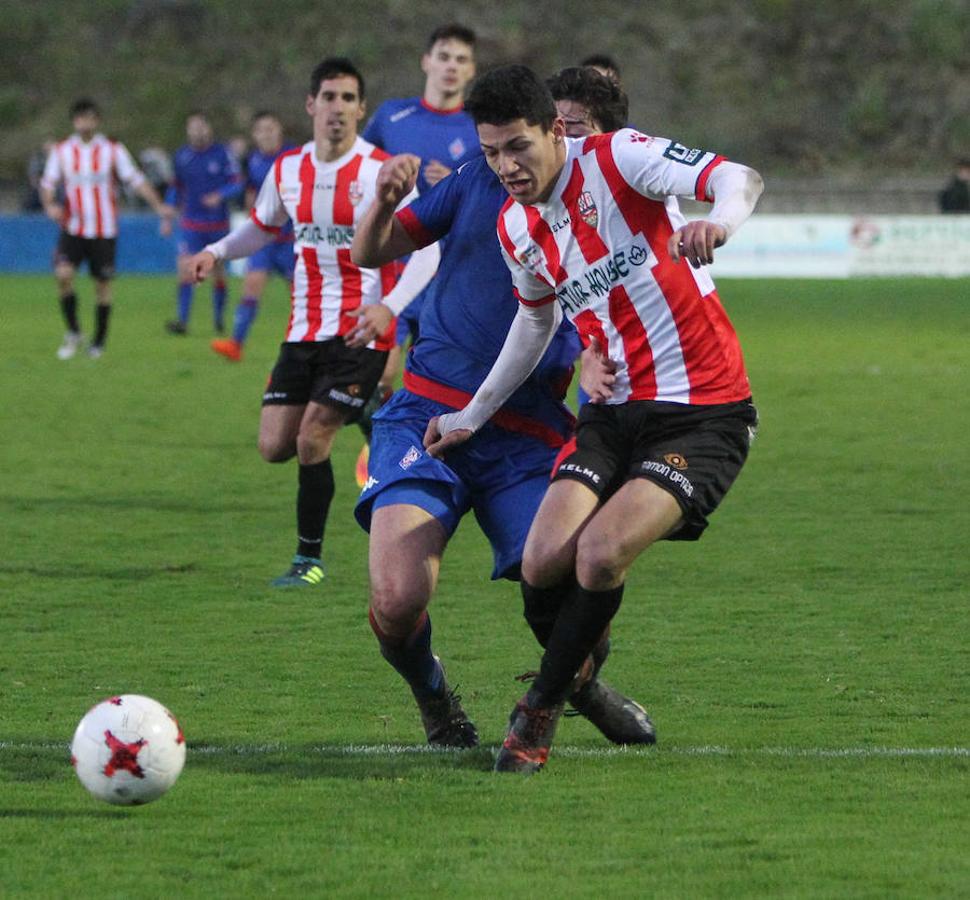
[60,293,79,333]
[521,576,577,647]
[296,459,334,559]
[369,609,444,699]
[528,583,624,705]
[93,304,111,347]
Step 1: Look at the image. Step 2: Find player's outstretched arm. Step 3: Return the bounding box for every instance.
[351,154,421,268]
[668,162,764,268]
[423,299,563,458]
[192,218,275,282]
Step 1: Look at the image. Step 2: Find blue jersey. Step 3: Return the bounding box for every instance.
[395,155,580,447]
[363,98,481,196]
[245,144,296,242]
[166,142,243,232]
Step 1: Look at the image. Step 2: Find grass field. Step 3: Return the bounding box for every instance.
[1,274,968,897]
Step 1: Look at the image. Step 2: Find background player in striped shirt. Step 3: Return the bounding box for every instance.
[425,65,764,773]
[211,111,297,362]
[189,58,437,588]
[165,112,243,336]
[40,98,173,359]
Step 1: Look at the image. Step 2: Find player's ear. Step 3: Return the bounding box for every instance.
[421,53,431,76]
[552,117,567,142]
[305,94,316,117]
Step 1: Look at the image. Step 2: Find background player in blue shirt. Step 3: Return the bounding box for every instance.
[165,112,243,335]
[211,111,296,362]
[349,137,652,750]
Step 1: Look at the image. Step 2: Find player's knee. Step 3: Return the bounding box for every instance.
[257,435,293,462]
[521,537,572,588]
[575,531,625,590]
[369,578,428,632]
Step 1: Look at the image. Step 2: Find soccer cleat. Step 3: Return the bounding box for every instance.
[271,555,325,587]
[494,695,564,774]
[86,344,104,359]
[354,443,370,489]
[165,320,188,335]
[569,678,656,745]
[56,332,84,360]
[414,677,479,748]
[211,338,243,362]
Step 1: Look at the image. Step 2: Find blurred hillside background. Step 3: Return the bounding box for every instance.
[2,0,968,211]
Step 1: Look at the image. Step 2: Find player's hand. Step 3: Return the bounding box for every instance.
[189,250,217,283]
[423,414,473,458]
[158,206,175,237]
[44,203,64,224]
[579,335,618,403]
[376,154,420,206]
[344,304,393,348]
[423,159,452,187]
[201,191,223,209]
[668,221,727,268]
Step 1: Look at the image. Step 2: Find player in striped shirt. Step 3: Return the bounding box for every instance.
[189,58,437,588]
[425,66,764,773]
[40,98,174,359]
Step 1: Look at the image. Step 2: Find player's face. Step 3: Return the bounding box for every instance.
[72,111,99,140]
[556,99,601,138]
[421,39,475,99]
[306,76,365,143]
[252,116,283,155]
[186,116,213,148]
[478,118,567,205]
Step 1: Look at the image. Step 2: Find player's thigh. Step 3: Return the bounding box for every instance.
[242,267,269,297]
[575,478,684,589]
[258,403,305,461]
[521,478,601,587]
[297,401,348,463]
[369,503,448,624]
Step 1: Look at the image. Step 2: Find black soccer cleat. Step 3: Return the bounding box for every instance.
[165,319,188,335]
[414,686,479,748]
[494,695,564,774]
[569,678,657,745]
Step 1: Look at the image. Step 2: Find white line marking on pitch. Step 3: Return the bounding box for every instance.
[2,742,968,759]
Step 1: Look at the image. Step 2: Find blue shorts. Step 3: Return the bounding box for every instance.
[354,390,558,580]
[247,241,295,278]
[178,228,228,257]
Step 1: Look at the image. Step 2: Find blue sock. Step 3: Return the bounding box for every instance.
[232,297,259,344]
[369,610,444,699]
[177,282,193,324]
[213,280,227,330]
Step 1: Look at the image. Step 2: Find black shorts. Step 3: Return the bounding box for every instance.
[552,398,758,541]
[262,339,388,423]
[54,233,116,280]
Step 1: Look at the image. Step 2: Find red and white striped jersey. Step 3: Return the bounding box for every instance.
[251,137,414,345]
[41,134,145,239]
[498,129,750,405]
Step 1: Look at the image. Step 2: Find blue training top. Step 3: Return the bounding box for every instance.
[395,155,580,447]
[245,144,296,241]
[166,142,243,233]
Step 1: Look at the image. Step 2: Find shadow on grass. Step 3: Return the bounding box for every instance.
[0,808,131,820]
[0,740,496,783]
[0,562,198,581]
[0,494,274,516]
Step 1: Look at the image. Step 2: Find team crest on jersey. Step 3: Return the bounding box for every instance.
[578,191,598,228]
[517,242,545,275]
[348,180,365,206]
[448,137,466,160]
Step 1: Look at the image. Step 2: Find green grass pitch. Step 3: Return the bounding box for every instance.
[1,273,967,897]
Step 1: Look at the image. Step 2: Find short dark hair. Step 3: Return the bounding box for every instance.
[309,57,365,100]
[465,65,557,130]
[580,53,621,80]
[547,67,629,133]
[70,98,100,118]
[426,23,476,51]
[251,110,280,124]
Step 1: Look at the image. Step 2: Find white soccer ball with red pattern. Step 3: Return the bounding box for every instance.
[70,694,186,805]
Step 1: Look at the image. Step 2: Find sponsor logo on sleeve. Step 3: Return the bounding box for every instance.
[662,142,707,166]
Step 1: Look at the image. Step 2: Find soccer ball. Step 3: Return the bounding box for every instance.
[70,694,186,805]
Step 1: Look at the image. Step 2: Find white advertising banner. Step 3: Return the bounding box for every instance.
[709,215,970,278]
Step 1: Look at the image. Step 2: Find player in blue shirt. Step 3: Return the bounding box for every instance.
[354,24,481,481]
[211,112,296,362]
[349,137,652,750]
[165,112,243,335]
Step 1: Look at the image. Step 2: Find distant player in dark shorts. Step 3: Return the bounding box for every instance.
[424,65,765,773]
[188,58,435,587]
[41,98,173,359]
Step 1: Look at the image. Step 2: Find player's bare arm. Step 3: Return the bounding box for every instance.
[668,163,764,268]
[40,186,64,224]
[423,159,452,187]
[351,154,421,267]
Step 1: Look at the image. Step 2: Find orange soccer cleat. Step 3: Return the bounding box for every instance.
[211,338,243,362]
